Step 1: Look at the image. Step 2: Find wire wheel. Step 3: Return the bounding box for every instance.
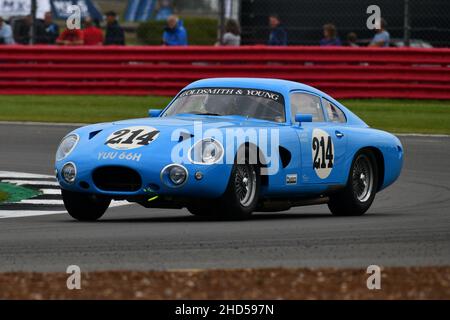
[352,154,374,203]
[234,164,257,207]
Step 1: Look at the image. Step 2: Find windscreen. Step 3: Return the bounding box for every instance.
[162,88,286,122]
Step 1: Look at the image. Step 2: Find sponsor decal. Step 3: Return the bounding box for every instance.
[105,126,160,151]
[312,129,334,179]
[178,87,284,104]
[286,174,297,185]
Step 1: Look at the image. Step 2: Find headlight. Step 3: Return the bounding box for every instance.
[62,162,77,184]
[161,164,188,188]
[56,134,79,162]
[169,166,187,185]
[189,138,224,164]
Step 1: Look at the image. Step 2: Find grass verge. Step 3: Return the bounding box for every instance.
[0,95,449,134]
[0,267,449,299]
[342,99,450,135]
[0,95,171,124]
[0,190,8,203]
[0,183,40,203]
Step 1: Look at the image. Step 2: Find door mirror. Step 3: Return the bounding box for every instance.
[148,109,161,117]
[295,113,313,125]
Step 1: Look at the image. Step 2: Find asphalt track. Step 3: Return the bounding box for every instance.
[0,123,449,272]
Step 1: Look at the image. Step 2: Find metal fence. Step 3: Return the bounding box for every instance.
[239,0,450,47]
[11,0,449,47]
[101,0,450,47]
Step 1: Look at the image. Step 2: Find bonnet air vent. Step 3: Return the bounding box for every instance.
[89,130,103,140]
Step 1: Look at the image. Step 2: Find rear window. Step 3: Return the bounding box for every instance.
[323,99,347,123]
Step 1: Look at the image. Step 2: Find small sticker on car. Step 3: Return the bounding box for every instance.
[286,174,297,185]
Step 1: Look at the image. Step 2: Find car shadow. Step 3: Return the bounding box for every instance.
[94,212,394,224]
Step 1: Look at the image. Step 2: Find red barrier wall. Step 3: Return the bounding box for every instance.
[0,45,449,99]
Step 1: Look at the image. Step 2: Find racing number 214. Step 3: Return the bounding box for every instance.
[106,129,159,146]
[312,136,334,169]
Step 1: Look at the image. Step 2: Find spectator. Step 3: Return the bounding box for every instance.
[220,20,241,46]
[346,32,359,47]
[268,14,287,46]
[369,18,390,47]
[93,18,101,28]
[155,0,174,21]
[163,15,187,46]
[56,27,84,45]
[320,23,342,46]
[0,17,14,45]
[104,11,125,45]
[14,15,32,44]
[36,11,59,44]
[83,17,103,45]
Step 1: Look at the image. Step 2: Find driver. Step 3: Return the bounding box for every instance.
[203,94,237,115]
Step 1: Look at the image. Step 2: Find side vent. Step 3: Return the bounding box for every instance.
[279,146,292,168]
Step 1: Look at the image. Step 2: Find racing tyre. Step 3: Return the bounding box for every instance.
[62,189,111,221]
[328,150,378,216]
[218,163,260,220]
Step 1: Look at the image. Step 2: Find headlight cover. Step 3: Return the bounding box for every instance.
[189,138,224,165]
[160,164,188,188]
[62,162,77,184]
[169,166,187,185]
[56,134,79,162]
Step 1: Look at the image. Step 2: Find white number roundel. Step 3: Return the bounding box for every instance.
[105,126,160,150]
[311,129,334,179]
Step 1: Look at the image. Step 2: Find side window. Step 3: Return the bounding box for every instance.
[323,99,347,123]
[290,93,325,122]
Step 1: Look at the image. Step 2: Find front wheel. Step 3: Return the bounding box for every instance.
[328,151,378,216]
[187,163,260,220]
[219,163,260,219]
[62,190,111,221]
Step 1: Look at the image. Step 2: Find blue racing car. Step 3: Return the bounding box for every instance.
[55,78,403,221]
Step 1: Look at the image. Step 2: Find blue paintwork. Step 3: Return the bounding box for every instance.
[55,78,403,203]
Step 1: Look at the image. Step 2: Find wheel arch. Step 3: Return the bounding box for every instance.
[357,147,385,192]
[236,142,269,186]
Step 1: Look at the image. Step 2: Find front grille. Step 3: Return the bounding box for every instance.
[93,166,142,192]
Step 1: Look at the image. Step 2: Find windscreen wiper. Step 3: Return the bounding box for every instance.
[191,112,222,116]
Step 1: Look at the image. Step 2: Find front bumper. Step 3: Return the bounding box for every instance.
[56,159,232,199]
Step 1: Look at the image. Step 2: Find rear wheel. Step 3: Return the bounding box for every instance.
[328,151,378,216]
[62,190,111,221]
